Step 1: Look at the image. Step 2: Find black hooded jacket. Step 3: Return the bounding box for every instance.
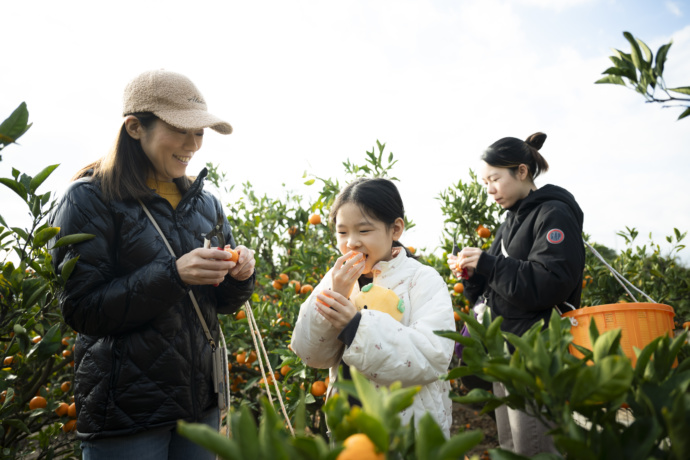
[50,168,254,440]
[463,184,585,337]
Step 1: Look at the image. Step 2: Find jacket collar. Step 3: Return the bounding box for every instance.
[370,247,406,277]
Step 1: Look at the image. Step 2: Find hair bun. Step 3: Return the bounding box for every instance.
[525,132,547,150]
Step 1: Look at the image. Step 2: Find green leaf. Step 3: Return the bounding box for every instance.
[0,178,28,200]
[437,430,484,460]
[233,406,259,458]
[303,179,315,186]
[22,283,48,310]
[624,31,646,70]
[592,329,623,362]
[34,323,62,360]
[348,411,389,454]
[61,256,80,281]
[595,75,626,86]
[654,42,672,76]
[177,420,242,460]
[636,38,653,65]
[384,385,420,415]
[3,418,31,435]
[351,367,382,416]
[0,102,32,145]
[33,226,60,248]
[11,227,29,243]
[678,107,690,121]
[28,164,59,194]
[668,86,690,96]
[51,233,95,249]
[416,412,447,460]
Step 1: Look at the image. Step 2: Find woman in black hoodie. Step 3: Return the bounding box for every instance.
[448,132,585,456]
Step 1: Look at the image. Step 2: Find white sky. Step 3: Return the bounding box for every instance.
[2,0,690,264]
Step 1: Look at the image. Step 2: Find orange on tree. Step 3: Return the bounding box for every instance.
[62,419,77,433]
[454,311,461,322]
[32,335,42,343]
[336,433,384,460]
[289,280,301,293]
[29,396,47,410]
[62,349,71,358]
[56,402,69,417]
[272,280,284,290]
[246,350,257,364]
[3,356,14,366]
[236,352,247,364]
[407,246,416,254]
[280,365,291,376]
[68,402,77,418]
[683,321,690,329]
[453,282,464,294]
[477,226,491,239]
[308,214,322,225]
[300,284,314,295]
[61,337,70,346]
[277,273,289,285]
[236,309,246,320]
[311,380,327,397]
[288,225,298,236]
[61,381,72,393]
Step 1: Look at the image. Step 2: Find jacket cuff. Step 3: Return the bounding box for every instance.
[337,312,362,347]
[171,257,189,292]
[226,270,256,289]
[476,252,498,277]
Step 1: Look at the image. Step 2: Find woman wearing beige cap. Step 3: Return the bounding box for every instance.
[50,70,255,459]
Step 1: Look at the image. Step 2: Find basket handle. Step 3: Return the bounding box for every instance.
[583,240,656,303]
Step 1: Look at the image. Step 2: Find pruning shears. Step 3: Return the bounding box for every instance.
[452,228,469,280]
[202,215,226,249]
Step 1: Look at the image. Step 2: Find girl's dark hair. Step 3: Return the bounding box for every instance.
[481,132,549,181]
[330,177,416,258]
[72,113,192,201]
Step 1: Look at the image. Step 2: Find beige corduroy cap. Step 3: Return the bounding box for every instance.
[122,70,232,134]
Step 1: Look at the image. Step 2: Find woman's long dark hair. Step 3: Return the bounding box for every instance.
[330,177,416,258]
[72,113,192,201]
[481,132,549,181]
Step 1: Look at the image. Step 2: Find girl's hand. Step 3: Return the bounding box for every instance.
[314,290,358,331]
[456,247,483,278]
[176,248,235,286]
[331,251,365,298]
[228,245,255,281]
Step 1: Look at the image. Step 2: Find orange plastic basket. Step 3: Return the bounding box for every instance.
[562,303,675,367]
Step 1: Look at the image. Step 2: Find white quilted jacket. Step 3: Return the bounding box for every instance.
[291,249,455,437]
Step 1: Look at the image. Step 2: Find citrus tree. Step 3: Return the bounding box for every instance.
[0,103,91,459]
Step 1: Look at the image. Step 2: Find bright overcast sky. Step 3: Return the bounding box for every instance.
[2,0,690,265]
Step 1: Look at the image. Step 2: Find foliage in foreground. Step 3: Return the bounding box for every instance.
[178,367,484,460]
[441,309,690,460]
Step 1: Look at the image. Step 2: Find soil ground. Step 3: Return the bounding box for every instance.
[449,379,500,459]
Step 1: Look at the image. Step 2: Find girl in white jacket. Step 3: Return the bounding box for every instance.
[291,178,455,437]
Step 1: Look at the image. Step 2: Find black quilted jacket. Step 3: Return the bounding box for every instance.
[50,168,254,440]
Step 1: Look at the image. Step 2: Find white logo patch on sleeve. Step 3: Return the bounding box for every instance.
[546,229,565,244]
